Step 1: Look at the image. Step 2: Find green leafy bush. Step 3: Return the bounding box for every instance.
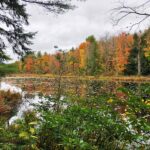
[0,63,18,76]
[0,84,149,150]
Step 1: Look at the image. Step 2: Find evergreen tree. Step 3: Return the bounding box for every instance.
[140,30,150,75]
[124,34,139,75]
[86,35,101,75]
[124,33,150,75]
[37,51,42,58]
[0,0,35,60]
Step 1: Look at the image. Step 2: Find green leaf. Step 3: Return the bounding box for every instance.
[19,131,29,139]
[29,121,38,125]
[29,128,35,134]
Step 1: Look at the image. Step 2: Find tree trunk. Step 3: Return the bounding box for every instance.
[137,48,141,76]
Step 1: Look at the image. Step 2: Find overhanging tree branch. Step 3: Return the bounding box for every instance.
[112,0,150,30]
[0,0,85,61]
[22,0,75,13]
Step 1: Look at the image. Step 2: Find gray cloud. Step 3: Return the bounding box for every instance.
[10,0,149,60]
[24,0,117,53]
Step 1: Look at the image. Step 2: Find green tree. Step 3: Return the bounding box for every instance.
[124,33,150,75]
[140,29,150,75]
[37,51,42,58]
[124,34,139,75]
[86,35,102,75]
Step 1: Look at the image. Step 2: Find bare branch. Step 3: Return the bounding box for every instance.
[135,0,150,9]
[128,16,149,31]
[112,0,150,30]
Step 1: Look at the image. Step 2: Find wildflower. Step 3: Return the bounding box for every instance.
[145,100,150,106]
[107,98,113,103]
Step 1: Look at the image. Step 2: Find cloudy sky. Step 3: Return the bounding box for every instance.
[25,0,119,54]
[11,0,149,59]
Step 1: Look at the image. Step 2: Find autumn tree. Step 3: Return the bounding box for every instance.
[15,30,149,76]
[55,51,67,75]
[98,33,134,75]
[99,35,117,75]
[33,52,51,74]
[67,48,79,74]
[23,53,36,73]
[77,42,88,74]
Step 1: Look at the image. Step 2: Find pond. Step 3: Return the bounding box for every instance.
[0,77,150,149]
[0,77,150,124]
[0,82,48,124]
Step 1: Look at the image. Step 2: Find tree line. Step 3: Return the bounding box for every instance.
[15,29,150,76]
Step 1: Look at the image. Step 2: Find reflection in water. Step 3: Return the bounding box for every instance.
[0,82,48,124]
[0,82,22,93]
[0,80,150,125]
[9,94,47,124]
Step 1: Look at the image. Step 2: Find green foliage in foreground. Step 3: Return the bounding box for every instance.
[0,85,150,150]
[0,63,18,76]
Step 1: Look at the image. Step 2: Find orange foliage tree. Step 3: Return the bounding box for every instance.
[115,33,133,75]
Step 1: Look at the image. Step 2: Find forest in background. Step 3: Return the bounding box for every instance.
[5,29,149,77]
